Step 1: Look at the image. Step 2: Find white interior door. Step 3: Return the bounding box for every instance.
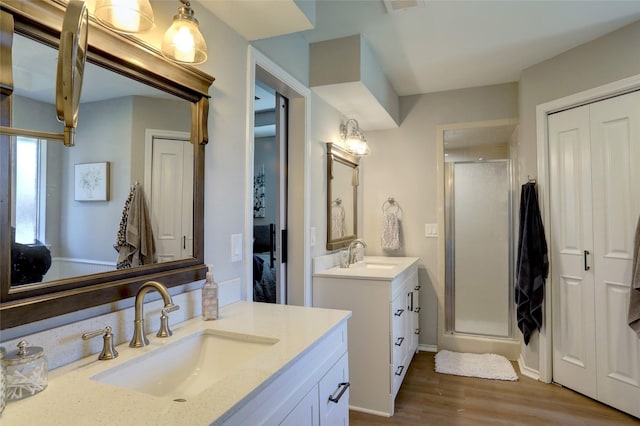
[149,136,193,263]
[549,91,640,417]
[590,91,640,417]
[549,105,597,399]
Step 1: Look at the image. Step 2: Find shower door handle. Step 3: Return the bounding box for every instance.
[584,250,590,271]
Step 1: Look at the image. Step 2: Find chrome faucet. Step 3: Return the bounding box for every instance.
[129,281,180,348]
[347,239,367,266]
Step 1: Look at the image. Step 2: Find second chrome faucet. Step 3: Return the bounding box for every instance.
[129,281,180,348]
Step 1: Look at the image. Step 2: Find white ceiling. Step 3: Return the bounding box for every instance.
[200,0,640,97]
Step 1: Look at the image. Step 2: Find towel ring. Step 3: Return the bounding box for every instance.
[382,197,400,214]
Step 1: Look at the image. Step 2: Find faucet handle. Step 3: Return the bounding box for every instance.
[157,304,180,338]
[163,303,180,314]
[82,326,119,360]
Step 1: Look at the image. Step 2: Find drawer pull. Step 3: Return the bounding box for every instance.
[328,382,350,404]
[414,307,421,313]
[395,336,405,346]
[414,285,421,291]
[394,309,404,317]
[395,365,405,376]
[415,328,421,335]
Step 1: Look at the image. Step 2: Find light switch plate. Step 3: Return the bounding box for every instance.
[425,223,438,237]
[310,227,317,247]
[231,233,243,262]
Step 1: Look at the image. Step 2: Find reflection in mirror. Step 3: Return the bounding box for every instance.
[11,34,193,286]
[326,143,359,251]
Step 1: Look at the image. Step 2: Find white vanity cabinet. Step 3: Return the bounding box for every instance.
[313,257,420,417]
[224,321,350,426]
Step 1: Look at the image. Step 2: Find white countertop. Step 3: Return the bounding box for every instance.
[313,256,419,280]
[2,302,351,426]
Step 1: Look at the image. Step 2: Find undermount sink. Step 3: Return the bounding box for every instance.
[353,261,397,270]
[92,329,279,399]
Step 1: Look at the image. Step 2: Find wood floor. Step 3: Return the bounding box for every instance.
[349,352,639,426]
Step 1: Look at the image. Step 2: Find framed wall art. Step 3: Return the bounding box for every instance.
[74,162,110,201]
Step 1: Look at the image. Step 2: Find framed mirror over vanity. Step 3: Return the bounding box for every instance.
[326,142,359,250]
[0,0,214,329]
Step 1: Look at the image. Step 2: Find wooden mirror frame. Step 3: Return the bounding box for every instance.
[326,142,359,251]
[0,0,214,330]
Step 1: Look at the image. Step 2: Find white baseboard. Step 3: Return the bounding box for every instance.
[349,405,391,417]
[517,354,540,380]
[418,344,437,353]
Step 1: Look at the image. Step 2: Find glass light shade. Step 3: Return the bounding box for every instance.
[94,0,154,33]
[161,17,207,64]
[347,137,371,156]
[344,122,370,156]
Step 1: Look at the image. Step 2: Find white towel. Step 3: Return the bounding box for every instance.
[628,215,640,337]
[381,211,400,250]
[331,207,346,238]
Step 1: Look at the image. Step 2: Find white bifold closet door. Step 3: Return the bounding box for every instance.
[549,90,640,418]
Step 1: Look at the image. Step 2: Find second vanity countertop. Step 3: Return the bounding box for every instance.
[2,301,351,426]
[313,256,419,280]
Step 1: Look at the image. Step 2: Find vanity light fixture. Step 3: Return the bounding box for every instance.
[94,0,155,33]
[93,0,208,65]
[161,0,208,64]
[340,118,370,156]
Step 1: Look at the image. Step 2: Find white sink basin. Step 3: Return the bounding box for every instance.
[355,262,397,270]
[92,329,278,399]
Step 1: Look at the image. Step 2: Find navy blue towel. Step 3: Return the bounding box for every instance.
[516,182,549,345]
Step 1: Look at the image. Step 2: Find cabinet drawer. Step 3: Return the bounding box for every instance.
[391,363,406,397]
[319,352,350,425]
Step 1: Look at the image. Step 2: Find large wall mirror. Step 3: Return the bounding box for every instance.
[0,1,214,329]
[326,143,359,250]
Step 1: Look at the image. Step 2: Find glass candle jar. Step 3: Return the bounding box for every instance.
[4,340,48,401]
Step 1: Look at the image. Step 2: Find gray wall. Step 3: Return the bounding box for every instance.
[61,97,133,261]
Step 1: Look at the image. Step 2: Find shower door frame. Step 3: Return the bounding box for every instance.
[444,159,515,339]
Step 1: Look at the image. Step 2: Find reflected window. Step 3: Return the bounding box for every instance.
[14,137,46,244]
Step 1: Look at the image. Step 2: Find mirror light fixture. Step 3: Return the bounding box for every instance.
[161,0,208,64]
[340,118,370,156]
[94,0,155,33]
[93,0,208,65]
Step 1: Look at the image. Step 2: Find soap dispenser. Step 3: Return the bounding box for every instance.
[202,264,219,320]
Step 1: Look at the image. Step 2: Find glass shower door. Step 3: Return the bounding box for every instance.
[445,160,513,338]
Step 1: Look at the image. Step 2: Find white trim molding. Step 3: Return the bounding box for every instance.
[534,73,640,384]
[419,344,438,353]
[518,354,540,381]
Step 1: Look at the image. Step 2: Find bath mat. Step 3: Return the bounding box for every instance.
[434,350,518,381]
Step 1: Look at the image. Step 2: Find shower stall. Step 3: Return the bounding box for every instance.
[445,160,513,338]
[438,120,520,358]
